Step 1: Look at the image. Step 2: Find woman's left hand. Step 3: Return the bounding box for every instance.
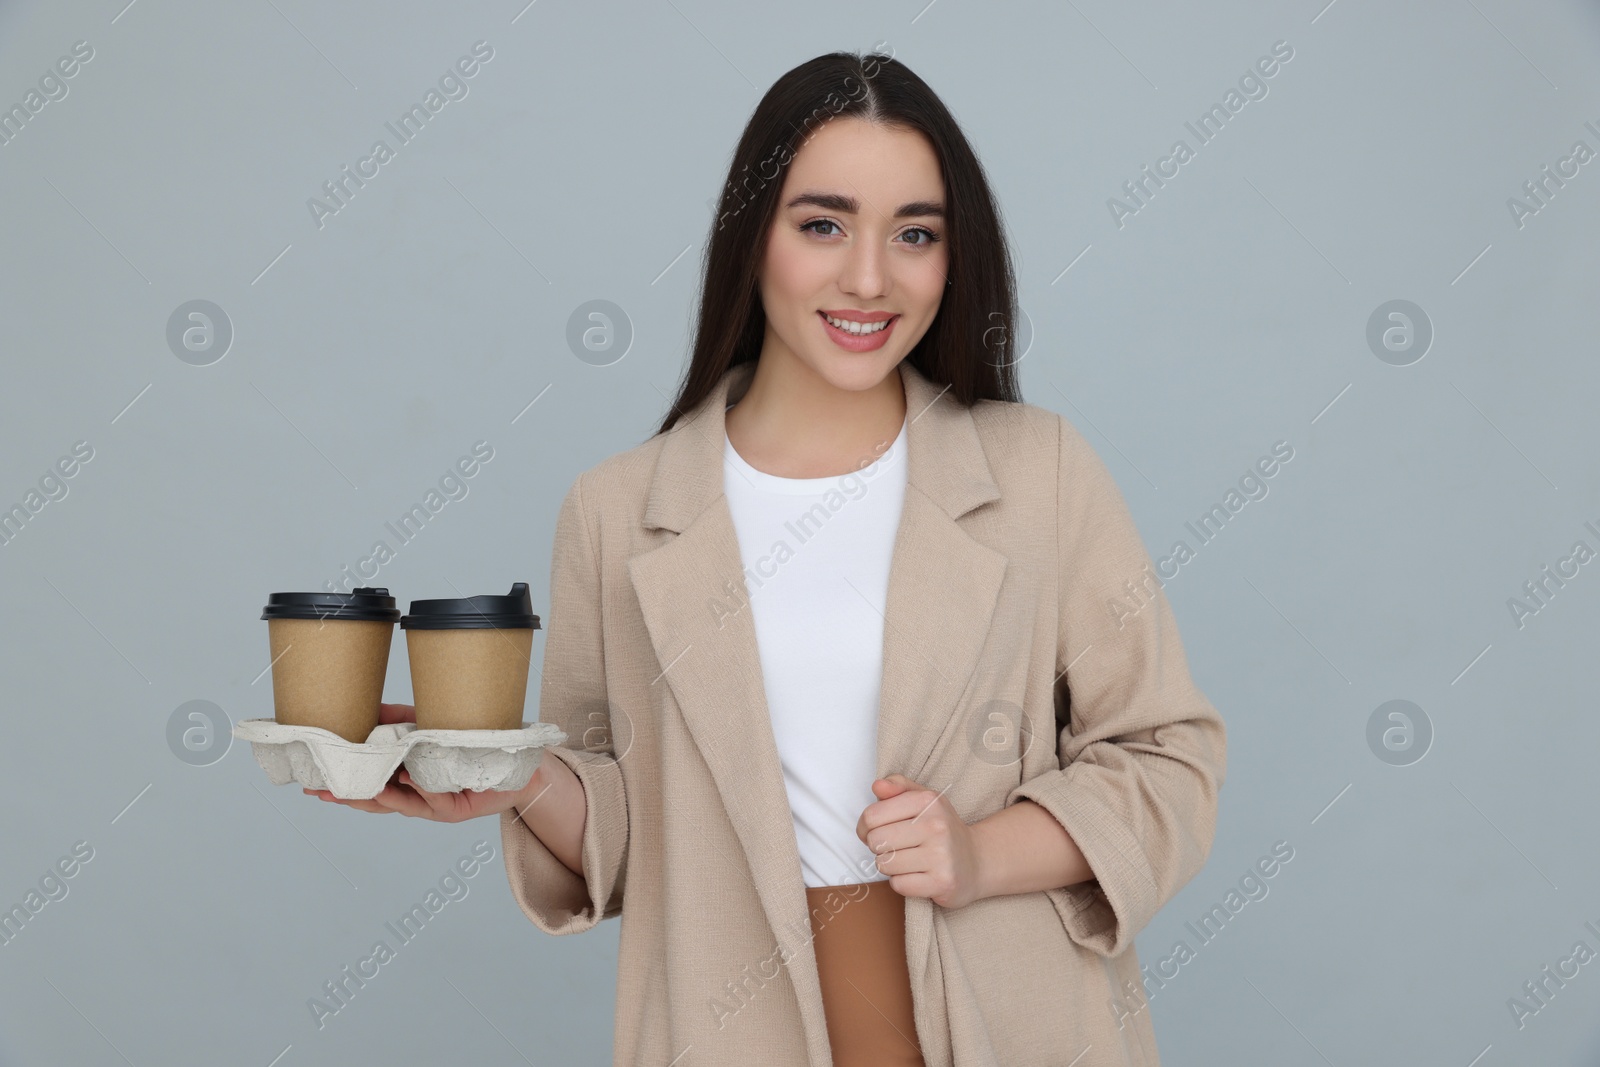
[856,773,986,909]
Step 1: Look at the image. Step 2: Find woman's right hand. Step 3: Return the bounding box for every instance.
[376,701,417,726]
[302,702,546,822]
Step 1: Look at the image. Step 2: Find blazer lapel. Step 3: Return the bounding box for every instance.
[626,358,1008,1060]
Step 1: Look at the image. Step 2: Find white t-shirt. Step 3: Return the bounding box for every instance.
[722,405,909,888]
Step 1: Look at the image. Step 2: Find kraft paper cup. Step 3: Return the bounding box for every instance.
[260,587,400,744]
[401,582,541,732]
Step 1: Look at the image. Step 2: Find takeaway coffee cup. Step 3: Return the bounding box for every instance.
[400,583,542,732]
[260,586,400,743]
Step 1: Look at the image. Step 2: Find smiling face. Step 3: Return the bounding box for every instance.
[754,116,950,396]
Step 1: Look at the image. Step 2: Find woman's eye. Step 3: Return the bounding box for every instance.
[799,220,941,245]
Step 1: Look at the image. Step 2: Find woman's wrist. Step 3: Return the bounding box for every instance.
[513,757,554,814]
[513,749,587,877]
[968,817,1003,903]
[968,800,1093,901]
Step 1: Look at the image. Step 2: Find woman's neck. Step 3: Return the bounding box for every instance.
[725,355,907,479]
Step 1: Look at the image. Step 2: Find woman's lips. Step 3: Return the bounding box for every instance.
[818,310,898,352]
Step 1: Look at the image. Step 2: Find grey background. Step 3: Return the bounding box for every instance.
[2,0,1598,1064]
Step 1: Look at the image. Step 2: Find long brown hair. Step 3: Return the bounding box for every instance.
[652,49,1021,437]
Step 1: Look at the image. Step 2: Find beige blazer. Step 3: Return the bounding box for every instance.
[499,358,1227,1067]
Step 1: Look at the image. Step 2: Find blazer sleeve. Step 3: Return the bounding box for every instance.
[1005,413,1227,959]
[499,470,629,936]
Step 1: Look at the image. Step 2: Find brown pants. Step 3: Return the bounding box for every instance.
[804,879,926,1067]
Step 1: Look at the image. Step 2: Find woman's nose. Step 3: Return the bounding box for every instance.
[838,238,889,299]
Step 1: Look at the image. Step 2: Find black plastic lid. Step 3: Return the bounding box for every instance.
[261,587,401,623]
[400,582,542,630]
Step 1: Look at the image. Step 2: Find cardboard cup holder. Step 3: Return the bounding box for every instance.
[233,718,567,800]
[251,584,555,799]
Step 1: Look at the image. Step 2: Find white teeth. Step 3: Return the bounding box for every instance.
[824,313,891,335]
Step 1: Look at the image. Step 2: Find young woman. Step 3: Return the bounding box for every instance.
[308,51,1226,1067]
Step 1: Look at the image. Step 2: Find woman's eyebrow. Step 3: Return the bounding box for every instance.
[785,191,945,218]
